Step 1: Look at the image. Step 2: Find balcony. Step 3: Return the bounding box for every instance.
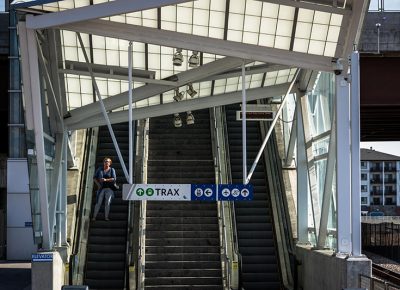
[370,167,382,172]
[384,166,397,172]
[384,190,397,196]
[384,178,397,183]
[370,178,382,184]
[370,190,383,195]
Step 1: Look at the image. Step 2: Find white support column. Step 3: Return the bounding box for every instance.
[27,28,51,249]
[61,132,68,245]
[336,74,352,254]
[317,111,336,249]
[128,41,133,184]
[350,51,361,256]
[284,109,297,167]
[300,94,319,239]
[241,61,247,184]
[49,133,64,246]
[297,92,309,243]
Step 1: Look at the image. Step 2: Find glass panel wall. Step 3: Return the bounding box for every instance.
[305,72,336,249]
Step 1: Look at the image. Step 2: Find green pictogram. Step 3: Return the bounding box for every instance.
[146,188,154,196]
[136,188,145,196]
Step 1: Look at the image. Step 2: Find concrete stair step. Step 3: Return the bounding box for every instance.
[144,286,223,290]
[86,261,125,271]
[146,238,219,247]
[145,277,222,286]
[146,210,217,217]
[145,260,221,269]
[146,253,221,261]
[146,223,218,231]
[146,217,218,224]
[86,252,125,262]
[85,270,124,280]
[145,245,220,254]
[146,230,219,239]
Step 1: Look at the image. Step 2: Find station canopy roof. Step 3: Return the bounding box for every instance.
[13,0,369,130]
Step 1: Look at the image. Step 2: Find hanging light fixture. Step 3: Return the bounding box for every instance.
[186,83,197,98]
[186,111,195,125]
[173,48,183,66]
[173,113,182,128]
[188,51,199,67]
[173,88,185,102]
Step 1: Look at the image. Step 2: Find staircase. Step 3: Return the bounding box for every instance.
[225,104,281,290]
[84,123,130,290]
[145,110,223,290]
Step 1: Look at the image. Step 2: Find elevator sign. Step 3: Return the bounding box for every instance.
[236,104,275,121]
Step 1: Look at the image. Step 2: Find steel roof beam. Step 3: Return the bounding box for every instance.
[26,0,195,29]
[256,0,351,15]
[65,83,291,130]
[63,56,248,125]
[59,19,334,72]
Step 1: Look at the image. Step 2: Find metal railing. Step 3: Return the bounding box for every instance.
[134,118,149,290]
[360,274,400,290]
[211,106,239,290]
[70,127,99,285]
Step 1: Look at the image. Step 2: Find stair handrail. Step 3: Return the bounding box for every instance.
[124,121,139,290]
[135,118,149,290]
[211,106,240,290]
[221,106,242,289]
[258,99,295,290]
[70,127,99,285]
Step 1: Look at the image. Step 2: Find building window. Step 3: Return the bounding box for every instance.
[361,197,368,205]
[361,173,367,180]
[386,197,394,206]
[361,161,367,168]
[361,185,368,192]
[0,1,4,12]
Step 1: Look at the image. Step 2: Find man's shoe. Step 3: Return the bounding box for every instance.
[105,217,110,221]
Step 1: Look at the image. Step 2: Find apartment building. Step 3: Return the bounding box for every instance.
[361,148,400,215]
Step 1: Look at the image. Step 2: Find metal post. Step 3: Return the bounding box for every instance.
[382,163,385,206]
[27,28,51,249]
[76,32,129,181]
[350,51,361,256]
[61,132,68,245]
[296,91,309,244]
[246,69,299,184]
[336,73,352,254]
[241,61,247,184]
[128,41,133,184]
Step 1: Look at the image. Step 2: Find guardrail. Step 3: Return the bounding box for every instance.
[362,216,400,224]
[360,274,400,290]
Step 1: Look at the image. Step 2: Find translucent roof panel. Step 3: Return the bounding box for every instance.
[19,0,362,115]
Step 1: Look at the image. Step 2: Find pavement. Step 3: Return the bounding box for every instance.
[0,261,31,290]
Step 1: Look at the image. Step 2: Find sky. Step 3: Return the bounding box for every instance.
[361,142,400,157]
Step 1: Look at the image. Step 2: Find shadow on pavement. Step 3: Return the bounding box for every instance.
[0,261,31,290]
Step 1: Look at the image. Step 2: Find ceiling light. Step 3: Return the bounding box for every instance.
[186,83,197,98]
[173,48,183,66]
[173,113,182,128]
[174,88,184,102]
[186,111,195,125]
[188,51,199,67]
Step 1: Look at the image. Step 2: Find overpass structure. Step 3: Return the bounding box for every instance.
[5,0,374,289]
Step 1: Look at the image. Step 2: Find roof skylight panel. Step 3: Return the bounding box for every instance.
[249,73,263,89]
[194,0,210,10]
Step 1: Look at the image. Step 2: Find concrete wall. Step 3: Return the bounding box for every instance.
[7,159,37,260]
[296,245,371,290]
[32,251,65,290]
